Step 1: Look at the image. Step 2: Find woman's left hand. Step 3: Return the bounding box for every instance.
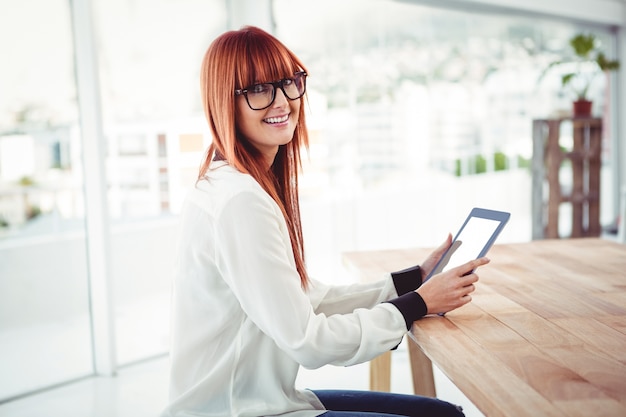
[420,233,452,282]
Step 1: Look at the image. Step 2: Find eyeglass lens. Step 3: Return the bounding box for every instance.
[246,73,306,110]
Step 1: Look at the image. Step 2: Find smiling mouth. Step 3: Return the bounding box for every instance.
[263,114,289,124]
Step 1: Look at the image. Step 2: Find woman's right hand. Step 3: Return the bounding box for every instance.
[415,257,490,315]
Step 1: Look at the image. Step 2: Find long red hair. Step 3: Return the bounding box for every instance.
[199,26,309,288]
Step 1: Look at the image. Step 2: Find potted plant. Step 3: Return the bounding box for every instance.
[541,33,619,117]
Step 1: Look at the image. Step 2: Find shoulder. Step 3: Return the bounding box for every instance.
[187,163,276,217]
[200,163,262,194]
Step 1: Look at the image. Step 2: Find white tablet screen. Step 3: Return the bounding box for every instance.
[433,217,500,275]
[426,208,509,279]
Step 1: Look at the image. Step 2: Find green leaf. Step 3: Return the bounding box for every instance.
[561,73,575,86]
[597,52,620,71]
[569,33,596,58]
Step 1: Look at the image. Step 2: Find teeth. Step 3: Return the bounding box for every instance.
[264,114,288,124]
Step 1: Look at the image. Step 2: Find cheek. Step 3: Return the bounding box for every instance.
[235,102,256,135]
[291,99,302,122]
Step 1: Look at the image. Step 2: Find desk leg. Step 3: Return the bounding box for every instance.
[369,351,391,392]
[407,339,436,397]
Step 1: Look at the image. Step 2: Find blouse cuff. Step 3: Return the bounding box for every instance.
[391,265,422,295]
[385,291,428,330]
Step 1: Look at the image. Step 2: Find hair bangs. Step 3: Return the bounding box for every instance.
[235,27,305,89]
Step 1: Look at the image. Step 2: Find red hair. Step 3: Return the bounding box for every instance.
[199,26,309,288]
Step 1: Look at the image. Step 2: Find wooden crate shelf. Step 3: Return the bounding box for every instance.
[531,117,602,239]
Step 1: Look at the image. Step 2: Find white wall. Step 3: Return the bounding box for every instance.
[398,0,625,25]
[227,0,274,32]
[0,220,177,328]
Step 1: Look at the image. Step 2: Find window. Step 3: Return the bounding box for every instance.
[273,0,617,280]
[92,0,226,364]
[0,0,92,401]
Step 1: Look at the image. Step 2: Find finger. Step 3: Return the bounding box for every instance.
[459,272,479,286]
[471,256,490,268]
[456,256,490,276]
[460,294,473,305]
[434,233,453,254]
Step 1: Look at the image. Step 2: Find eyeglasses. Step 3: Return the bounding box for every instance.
[234,71,307,110]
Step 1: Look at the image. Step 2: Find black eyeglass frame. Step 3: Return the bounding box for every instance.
[234,71,307,111]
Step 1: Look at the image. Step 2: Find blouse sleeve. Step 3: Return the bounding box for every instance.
[306,276,398,316]
[214,190,408,369]
[307,264,424,316]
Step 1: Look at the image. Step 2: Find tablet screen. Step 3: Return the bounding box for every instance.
[426,208,510,280]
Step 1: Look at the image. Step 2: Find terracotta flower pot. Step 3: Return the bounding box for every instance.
[573,99,592,117]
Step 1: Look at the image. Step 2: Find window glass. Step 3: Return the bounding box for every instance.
[92,0,226,365]
[273,0,617,281]
[0,0,93,400]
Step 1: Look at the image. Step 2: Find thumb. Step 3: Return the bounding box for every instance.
[437,233,453,252]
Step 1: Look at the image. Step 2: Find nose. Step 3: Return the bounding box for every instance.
[272,86,289,107]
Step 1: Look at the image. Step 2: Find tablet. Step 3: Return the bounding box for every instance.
[425,208,510,281]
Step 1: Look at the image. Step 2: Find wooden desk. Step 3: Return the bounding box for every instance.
[343,238,626,417]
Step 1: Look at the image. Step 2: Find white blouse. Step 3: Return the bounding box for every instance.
[162,163,410,417]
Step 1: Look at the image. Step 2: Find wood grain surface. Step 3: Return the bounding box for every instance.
[343,238,626,417]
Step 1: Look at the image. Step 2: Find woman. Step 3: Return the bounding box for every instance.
[162,26,488,417]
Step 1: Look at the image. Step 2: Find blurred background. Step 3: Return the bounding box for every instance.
[0,0,624,415]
